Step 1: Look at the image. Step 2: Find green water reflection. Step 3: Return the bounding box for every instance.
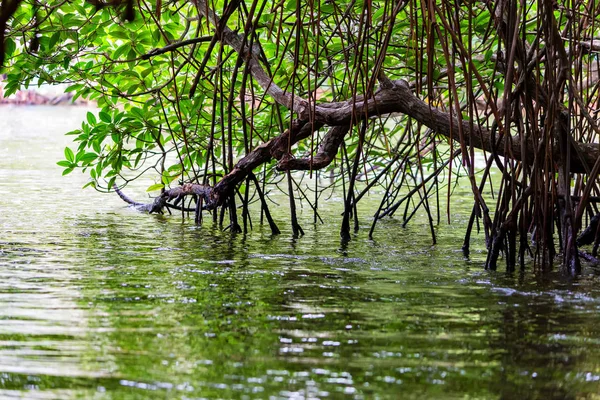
[1,107,599,399]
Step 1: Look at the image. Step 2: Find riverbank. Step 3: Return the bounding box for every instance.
[0,79,92,106]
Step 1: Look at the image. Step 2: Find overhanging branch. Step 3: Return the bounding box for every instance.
[117,78,600,213]
[276,125,350,171]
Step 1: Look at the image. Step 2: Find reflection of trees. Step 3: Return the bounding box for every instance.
[72,215,377,396]
[491,289,600,399]
[70,215,600,398]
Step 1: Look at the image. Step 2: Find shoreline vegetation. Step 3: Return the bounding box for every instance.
[3,0,599,274]
[0,77,91,106]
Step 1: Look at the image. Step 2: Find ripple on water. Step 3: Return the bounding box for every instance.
[1,107,600,398]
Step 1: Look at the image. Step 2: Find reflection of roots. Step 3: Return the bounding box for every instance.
[577,214,600,255]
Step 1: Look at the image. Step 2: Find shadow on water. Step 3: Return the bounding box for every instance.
[1,107,600,399]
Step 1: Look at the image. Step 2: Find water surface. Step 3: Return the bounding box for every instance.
[1,107,599,399]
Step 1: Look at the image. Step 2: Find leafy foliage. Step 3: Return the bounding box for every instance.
[3,0,485,190]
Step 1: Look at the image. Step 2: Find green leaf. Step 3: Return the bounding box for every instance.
[146,183,164,192]
[110,29,130,40]
[3,82,18,97]
[140,67,153,78]
[135,43,146,55]
[134,152,143,167]
[152,28,161,42]
[167,163,182,173]
[86,112,97,125]
[285,0,296,11]
[4,38,16,58]
[62,167,74,176]
[64,147,75,162]
[99,111,111,123]
[57,160,73,167]
[65,84,83,93]
[49,32,61,49]
[113,43,130,60]
[127,48,137,69]
[92,140,101,153]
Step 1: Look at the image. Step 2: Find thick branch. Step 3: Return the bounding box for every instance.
[0,0,22,68]
[113,184,167,213]
[118,80,600,213]
[577,38,600,54]
[309,80,598,174]
[148,120,323,211]
[208,120,322,206]
[276,125,350,171]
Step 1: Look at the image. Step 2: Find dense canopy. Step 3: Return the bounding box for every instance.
[3,0,600,273]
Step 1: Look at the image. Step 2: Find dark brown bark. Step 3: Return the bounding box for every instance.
[0,0,23,68]
[141,78,599,213]
[276,125,350,171]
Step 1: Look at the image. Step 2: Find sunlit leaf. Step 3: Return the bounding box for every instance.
[146,183,164,192]
[99,111,111,123]
[64,147,75,162]
[86,112,97,125]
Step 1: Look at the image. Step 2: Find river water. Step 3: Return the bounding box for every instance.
[0,107,599,399]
